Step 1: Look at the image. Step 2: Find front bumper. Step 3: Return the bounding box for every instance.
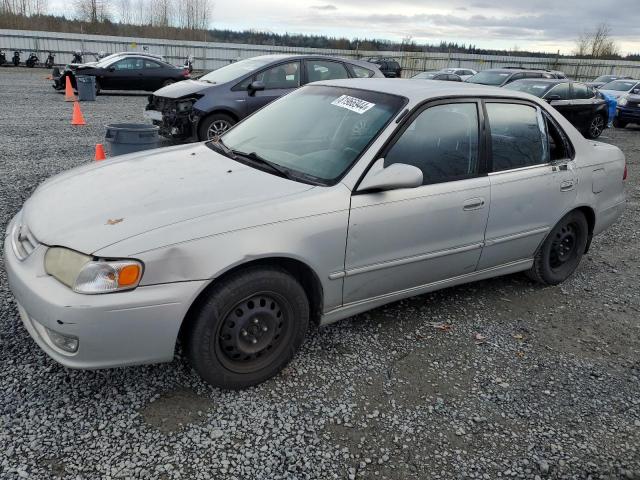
[617,106,640,123]
[4,235,206,369]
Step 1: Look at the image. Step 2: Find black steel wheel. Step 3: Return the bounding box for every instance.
[527,210,588,285]
[587,114,605,139]
[186,266,309,389]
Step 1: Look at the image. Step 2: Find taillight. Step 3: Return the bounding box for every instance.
[182,68,190,79]
[623,163,628,181]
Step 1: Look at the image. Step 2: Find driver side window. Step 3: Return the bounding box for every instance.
[113,58,144,70]
[384,103,480,185]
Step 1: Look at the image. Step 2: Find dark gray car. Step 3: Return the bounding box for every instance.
[145,54,384,140]
[466,68,558,87]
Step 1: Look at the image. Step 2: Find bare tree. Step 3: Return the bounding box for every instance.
[574,23,619,58]
[1,0,48,15]
[74,0,111,23]
[118,0,131,24]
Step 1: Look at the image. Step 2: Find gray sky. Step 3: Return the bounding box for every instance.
[49,0,640,55]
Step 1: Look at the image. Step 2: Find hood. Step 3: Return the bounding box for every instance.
[153,79,217,99]
[22,143,313,254]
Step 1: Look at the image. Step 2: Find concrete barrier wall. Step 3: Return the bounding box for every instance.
[2,28,640,81]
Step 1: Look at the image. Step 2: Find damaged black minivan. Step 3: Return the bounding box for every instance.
[144,54,383,141]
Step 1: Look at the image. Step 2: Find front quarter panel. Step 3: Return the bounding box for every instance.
[95,184,352,312]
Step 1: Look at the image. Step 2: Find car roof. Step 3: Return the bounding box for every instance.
[241,54,380,69]
[313,77,545,101]
[509,79,569,85]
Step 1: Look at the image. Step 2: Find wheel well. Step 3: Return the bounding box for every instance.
[178,257,324,342]
[575,206,595,253]
[200,109,239,124]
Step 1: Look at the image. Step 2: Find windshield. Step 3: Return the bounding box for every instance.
[504,81,553,97]
[199,57,276,84]
[601,80,638,91]
[219,86,405,184]
[594,75,617,83]
[412,72,438,79]
[466,71,511,86]
[94,54,122,68]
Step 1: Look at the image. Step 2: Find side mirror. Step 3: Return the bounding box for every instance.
[632,88,640,95]
[357,159,423,192]
[248,80,265,96]
[546,94,561,102]
[108,66,115,72]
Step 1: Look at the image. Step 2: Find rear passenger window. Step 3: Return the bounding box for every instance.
[305,60,349,83]
[385,103,479,185]
[572,83,595,99]
[352,65,374,78]
[486,103,549,172]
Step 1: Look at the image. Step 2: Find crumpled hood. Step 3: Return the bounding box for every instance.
[153,79,217,99]
[22,143,313,254]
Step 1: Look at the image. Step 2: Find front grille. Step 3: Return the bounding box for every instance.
[11,223,40,261]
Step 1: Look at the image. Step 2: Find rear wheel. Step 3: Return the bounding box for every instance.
[94,79,101,96]
[197,113,236,141]
[613,118,627,129]
[186,267,309,389]
[526,210,588,285]
[586,114,605,138]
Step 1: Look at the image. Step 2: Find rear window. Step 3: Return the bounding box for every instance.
[466,71,511,86]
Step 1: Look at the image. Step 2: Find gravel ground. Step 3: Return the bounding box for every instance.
[1,68,639,480]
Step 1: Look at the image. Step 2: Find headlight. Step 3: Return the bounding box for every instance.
[618,97,628,106]
[44,247,143,294]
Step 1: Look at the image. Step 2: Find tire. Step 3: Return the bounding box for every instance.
[526,210,589,286]
[586,114,605,139]
[186,266,309,389]
[613,118,627,129]
[197,113,236,141]
[94,79,101,96]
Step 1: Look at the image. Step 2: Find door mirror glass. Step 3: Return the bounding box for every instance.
[357,159,423,192]
[248,80,265,95]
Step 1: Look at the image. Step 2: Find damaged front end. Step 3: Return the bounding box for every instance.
[145,95,202,140]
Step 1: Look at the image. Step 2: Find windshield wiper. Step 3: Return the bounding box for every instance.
[231,150,295,180]
[209,138,235,158]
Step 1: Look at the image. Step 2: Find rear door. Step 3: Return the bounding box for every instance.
[570,82,601,130]
[344,100,490,304]
[245,61,301,114]
[143,59,168,90]
[478,100,577,269]
[544,82,573,122]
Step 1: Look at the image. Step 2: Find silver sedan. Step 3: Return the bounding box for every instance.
[4,79,626,389]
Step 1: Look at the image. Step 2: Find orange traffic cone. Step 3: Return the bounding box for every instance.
[45,74,52,80]
[71,101,86,126]
[64,75,76,102]
[94,143,106,161]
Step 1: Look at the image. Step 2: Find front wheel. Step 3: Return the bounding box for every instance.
[197,113,236,141]
[586,114,605,139]
[527,210,588,285]
[186,267,309,389]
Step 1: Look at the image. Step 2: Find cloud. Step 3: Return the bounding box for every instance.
[311,4,338,10]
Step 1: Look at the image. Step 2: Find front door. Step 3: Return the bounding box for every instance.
[478,100,578,269]
[245,61,300,114]
[343,101,490,304]
[107,57,145,90]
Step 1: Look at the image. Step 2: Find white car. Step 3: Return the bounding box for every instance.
[599,79,640,99]
[439,67,478,81]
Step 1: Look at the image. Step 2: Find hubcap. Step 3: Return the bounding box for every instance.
[590,116,604,137]
[217,294,286,370]
[207,120,231,140]
[550,223,577,269]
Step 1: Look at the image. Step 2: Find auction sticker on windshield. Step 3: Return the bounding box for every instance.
[331,95,375,114]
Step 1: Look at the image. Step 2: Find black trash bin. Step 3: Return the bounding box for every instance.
[105,123,160,157]
[76,75,96,101]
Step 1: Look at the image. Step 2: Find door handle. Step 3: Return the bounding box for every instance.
[560,180,575,192]
[463,197,485,211]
